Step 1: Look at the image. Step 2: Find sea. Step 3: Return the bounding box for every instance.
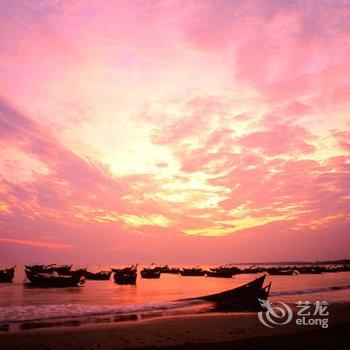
[1,265,350,332]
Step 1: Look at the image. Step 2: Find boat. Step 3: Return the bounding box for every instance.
[112,265,137,285]
[52,265,72,274]
[267,268,298,276]
[141,267,161,279]
[299,270,322,274]
[159,265,180,274]
[65,268,87,277]
[25,269,85,287]
[25,264,54,273]
[206,265,236,278]
[179,267,205,276]
[298,265,323,274]
[238,265,266,274]
[85,270,112,280]
[25,264,72,274]
[0,266,15,283]
[183,274,271,311]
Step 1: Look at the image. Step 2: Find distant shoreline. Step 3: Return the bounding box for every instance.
[2,259,350,266]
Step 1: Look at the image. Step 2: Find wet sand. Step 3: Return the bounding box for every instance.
[0,302,349,350]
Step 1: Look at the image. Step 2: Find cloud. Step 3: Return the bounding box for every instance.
[238,124,315,156]
[0,237,73,250]
[0,1,349,263]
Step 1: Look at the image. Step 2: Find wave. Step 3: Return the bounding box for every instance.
[0,300,202,323]
[2,285,349,324]
[270,284,350,297]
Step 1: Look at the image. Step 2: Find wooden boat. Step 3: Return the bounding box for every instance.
[25,269,85,287]
[179,267,205,276]
[0,266,15,283]
[182,274,271,311]
[65,268,87,277]
[299,270,322,274]
[206,266,235,278]
[206,270,234,278]
[112,265,137,285]
[85,270,112,280]
[25,264,72,274]
[52,265,72,274]
[159,265,180,274]
[239,265,266,274]
[267,269,298,276]
[298,265,323,274]
[25,264,54,273]
[141,267,161,279]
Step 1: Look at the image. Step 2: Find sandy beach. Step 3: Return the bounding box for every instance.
[1,302,349,350]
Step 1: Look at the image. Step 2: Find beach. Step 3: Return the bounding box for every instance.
[1,302,349,350]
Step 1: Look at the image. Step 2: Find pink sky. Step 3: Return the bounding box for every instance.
[0,1,349,264]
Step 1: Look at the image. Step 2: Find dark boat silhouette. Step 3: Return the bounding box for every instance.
[141,266,161,279]
[298,265,323,274]
[206,265,236,278]
[25,264,72,274]
[159,265,180,274]
[182,274,271,311]
[237,265,266,274]
[267,270,296,275]
[85,270,112,280]
[266,266,299,275]
[25,269,85,287]
[25,264,53,273]
[52,265,72,274]
[0,266,15,283]
[179,267,205,276]
[112,265,137,285]
[65,268,87,277]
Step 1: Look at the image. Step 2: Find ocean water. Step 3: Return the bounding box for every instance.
[0,265,349,330]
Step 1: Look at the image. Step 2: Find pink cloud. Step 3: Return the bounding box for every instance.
[0,237,73,250]
[238,124,315,156]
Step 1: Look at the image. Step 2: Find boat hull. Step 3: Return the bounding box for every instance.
[0,267,15,283]
[85,271,112,280]
[141,270,161,279]
[182,274,271,311]
[113,273,137,285]
[25,270,84,287]
[179,270,205,276]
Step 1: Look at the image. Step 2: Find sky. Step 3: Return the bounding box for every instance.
[0,0,349,264]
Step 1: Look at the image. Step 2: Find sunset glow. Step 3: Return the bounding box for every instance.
[0,0,349,263]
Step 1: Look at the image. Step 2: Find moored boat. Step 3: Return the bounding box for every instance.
[85,270,112,280]
[52,265,72,274]
[25,269,85,287]
[25,264,54,273]
[179,267,205,276]
[0,266,16,283]
[298,265,323,274]
[65,268,87,277]
[141,266,161,279]
[183,274,271,311]
[112,265,137,285]
[206,265,236,278]
[160,265,180,274]
[267,268,299,276]
[25,264,72,274]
